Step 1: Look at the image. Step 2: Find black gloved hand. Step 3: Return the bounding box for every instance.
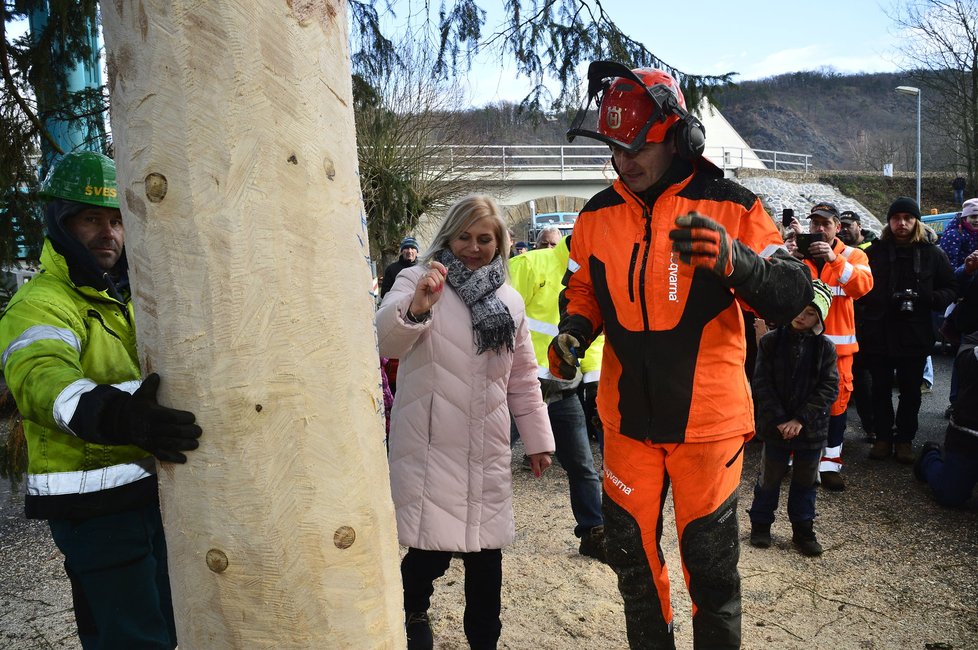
[99,373,202,463]
[669,212,737,277]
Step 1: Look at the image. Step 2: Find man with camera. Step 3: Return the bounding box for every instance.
[799,202,874,491]
[858,198,956,464]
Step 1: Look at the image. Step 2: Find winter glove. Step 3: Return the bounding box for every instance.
[548,332,582,380]
[669,212,737,277]
[98,373,202,463]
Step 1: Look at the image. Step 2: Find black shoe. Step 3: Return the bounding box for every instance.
[819,471,845,491]
[579,525,607,563]
[406,611,434,650]
[944,405,953,419]
[749,522,772,548]
[913,442,942,482]
[791,521,823,557]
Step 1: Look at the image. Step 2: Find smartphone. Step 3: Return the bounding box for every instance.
[781,208,794,228]
[795,232,825,257]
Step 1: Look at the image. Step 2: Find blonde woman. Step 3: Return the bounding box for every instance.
[376,194,555,650]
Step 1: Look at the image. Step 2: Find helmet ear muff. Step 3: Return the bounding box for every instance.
[672,112,706,161]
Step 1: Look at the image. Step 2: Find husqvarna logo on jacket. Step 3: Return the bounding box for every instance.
[668,254,680,302]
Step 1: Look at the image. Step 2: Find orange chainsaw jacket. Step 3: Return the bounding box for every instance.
[559,159,812,444]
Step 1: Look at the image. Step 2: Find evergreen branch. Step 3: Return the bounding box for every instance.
[0,13,62,156]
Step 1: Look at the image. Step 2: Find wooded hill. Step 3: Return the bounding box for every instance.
[456,70,958,175]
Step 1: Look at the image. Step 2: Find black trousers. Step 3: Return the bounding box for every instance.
[865,353,928,442]
[401,547,502,650]
[851,350,874,434]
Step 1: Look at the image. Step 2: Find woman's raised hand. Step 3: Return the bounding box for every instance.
[409,261,448,318]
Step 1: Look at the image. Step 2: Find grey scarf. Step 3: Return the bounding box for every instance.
[436,249,515,355]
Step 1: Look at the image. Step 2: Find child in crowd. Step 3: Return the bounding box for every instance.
[748,280,839,556]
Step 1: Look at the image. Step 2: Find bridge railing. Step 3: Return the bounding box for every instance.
[750,149,811,172]
[433,145,610,176]
[430,144,811,175]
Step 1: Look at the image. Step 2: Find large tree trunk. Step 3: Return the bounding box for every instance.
[100,2,403,647]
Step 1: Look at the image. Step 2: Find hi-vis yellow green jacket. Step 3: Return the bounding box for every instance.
[508,237,604,387]
[0,240,155,519]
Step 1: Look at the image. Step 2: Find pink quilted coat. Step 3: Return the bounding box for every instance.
[376,265,555,552]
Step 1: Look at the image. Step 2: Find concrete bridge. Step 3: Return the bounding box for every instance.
[431,144,813,207]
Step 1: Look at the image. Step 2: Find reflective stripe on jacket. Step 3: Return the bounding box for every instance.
[0,239,155,518]
[802,238,873,357]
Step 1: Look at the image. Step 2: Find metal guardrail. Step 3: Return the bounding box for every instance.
[431,145,610,174]
[427,144,811,174]
[751,149,812,172]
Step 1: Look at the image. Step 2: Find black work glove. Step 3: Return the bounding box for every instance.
[98,373,202,463]
[669,212,737,277]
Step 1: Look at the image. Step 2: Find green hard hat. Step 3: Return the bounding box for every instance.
[39,151,120,209]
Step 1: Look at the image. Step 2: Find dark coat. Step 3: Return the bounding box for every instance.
[380,257,418,297]
[947,332,978,456]
[752,326,839,450]
[857,239,957,357]
[952,271,978,338]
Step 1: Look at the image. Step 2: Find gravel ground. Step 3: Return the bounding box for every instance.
[1,352,976,649]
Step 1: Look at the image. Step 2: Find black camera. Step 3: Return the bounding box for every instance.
[893,288,918,313]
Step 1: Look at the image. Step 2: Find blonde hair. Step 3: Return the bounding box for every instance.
[423,194,510,269]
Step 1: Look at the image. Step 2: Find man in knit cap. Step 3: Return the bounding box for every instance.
[381,236,420,297]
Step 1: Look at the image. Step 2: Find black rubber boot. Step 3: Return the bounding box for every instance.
[749,522,772,548]
[791,520,823,557]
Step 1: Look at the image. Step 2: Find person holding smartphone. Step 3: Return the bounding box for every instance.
[800,202,875,491]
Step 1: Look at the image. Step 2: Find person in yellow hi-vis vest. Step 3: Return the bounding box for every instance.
[0,152,202,649]
[509,235,607,562]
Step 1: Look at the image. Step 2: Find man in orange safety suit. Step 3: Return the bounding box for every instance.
[802,202,874,491]
[548,61,812,649]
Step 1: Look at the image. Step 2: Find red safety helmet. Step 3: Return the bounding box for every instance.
[568,61,698,154]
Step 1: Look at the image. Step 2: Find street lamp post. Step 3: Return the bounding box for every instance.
[895,85,922,207]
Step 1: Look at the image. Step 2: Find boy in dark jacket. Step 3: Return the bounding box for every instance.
[748,280,839,556]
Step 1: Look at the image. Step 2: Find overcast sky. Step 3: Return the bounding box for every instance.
[458,0,908,106]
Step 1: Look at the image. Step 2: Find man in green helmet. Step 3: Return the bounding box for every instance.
[0,151,202,649]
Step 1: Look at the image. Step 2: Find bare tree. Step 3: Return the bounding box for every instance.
[355,43,497,267]
[849,129,903,171]
[891,0,978,190]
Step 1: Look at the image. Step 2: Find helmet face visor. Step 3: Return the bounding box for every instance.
[566,61,681,153]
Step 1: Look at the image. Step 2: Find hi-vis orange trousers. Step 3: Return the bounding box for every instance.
[602,427,747,650]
